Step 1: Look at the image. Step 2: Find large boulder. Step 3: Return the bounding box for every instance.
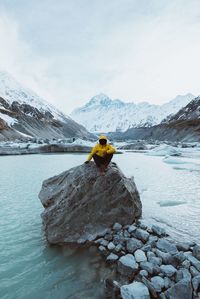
[39,162,142,244]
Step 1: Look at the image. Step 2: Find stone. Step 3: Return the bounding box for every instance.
[113,222,122,231]
[149,256,162,266]
[164,277,172,289]
[140,261,156,275]
[39,162,142,244]
[172,251,186,266]
[100,239,109,247]
[182,259,191,269]
[147,235,158,248]
[118,254,139,277]
[147,251,156,260]
[123,230,131,238]
[160,265,177,277]
[186,254,200,271]
[121,281,150,299]
[193,245,200,261]
[127,224,137,233]
[165,279,193,299]
[150,276,165,292]
[98,245,107,255]
[151,225,166,237]
[104,234,113,241]
[141,277,157,298]
[134,228,150,242]
[190,266,200,277]
[139,270,148,277]
[192,275,200,292]
[107,242,115,250]
[106,253,119,262]
[126,238,143,253]
[156,239,178,255]
[114,244,123,253]
[155,249,173,264]
[141,245,152,252]
[176,242,190,251]
[134,249,147,263]
[175,268,191,282]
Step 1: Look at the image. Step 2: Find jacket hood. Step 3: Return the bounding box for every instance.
[99,135,108,140]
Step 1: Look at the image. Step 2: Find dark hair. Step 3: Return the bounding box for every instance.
[99,139,107,145]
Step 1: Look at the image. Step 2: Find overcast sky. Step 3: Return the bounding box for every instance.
[0,0,200,113]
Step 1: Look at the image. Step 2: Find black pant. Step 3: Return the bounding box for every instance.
[93,153,113,167]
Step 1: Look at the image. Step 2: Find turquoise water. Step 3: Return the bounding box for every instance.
[0,152,200,298]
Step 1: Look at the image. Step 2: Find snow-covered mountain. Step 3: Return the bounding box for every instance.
[70,93,195,133]
[0,71,92,141]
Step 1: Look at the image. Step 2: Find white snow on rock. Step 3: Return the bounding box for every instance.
[0,112,18,126]
[70,93,195,133]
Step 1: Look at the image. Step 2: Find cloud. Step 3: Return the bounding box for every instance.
[0,1,200,114]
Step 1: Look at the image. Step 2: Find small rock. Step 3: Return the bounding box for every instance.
[164,278,193,299]
[100,239,109,247]
[164,277,172,289]
[142,276,157,298]
[155,249,173,264]
[176,242,190,251]
[104,234,113,241]
[114,244,123,253]
[159,293,166,299]
[150,276,165,292]
[118,254,139,277]
[134,249,147,263]
[186,254,200,271]
[134,228,150,242]
[123,230,131,238]
[113,235,126,246]
[175,268,191,282]
[147,235,158,248]
[106,253,119,262]
[160,265,176,277]
[127,224,137,233]
[192,275,200,292]
[193,245,200,261]
[98,245,108,255]
[139,270,148,277]
[182,259,191,269]
[140,261,156,275]
[126,238,143,253]
[121,281,150,299]
[141,245,152,252]
[147,251,156,260]
[190,266,200,277]
[107,242,115,250]
[149,256,162,266]
[151,225,166,237]
[113,222,122,231]
[156,239,178,255]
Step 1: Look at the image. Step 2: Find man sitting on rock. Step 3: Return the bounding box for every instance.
[85,135,116,174]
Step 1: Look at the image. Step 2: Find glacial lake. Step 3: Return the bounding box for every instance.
[0,152,200,298]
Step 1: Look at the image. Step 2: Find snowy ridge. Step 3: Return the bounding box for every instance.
[0,71,69,122]
[70,93,195,133]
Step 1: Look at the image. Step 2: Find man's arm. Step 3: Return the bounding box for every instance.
[86,145,97,162]
[107,144,116,154]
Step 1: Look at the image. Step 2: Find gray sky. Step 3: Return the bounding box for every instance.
[0,0,200,113]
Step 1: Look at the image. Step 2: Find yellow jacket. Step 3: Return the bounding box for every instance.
[87,143,116,161]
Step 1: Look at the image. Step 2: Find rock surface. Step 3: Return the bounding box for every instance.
[121,281,150,299]
[39,162,142,244]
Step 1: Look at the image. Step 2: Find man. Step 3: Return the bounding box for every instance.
[85,135,116,173]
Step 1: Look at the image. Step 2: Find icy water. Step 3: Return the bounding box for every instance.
[0,152,200,299]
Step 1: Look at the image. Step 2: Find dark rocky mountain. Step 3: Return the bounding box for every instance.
[108,97,200,142]
[0,72,93,141]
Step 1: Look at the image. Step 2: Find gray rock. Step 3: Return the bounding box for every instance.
[147,235,158,247]
[100,239,109,247]
[182,259,191,269]
[164,277,172,289]
[172,251,186,265]
[185,254,200,271]
[107,242,115,250]
[121,281,150,299]
[192,275,200,292]
[159,293,166,299]
[141,277,157,298]
[118,254,139,277]
[149,256,162,266]
[190,266,200,277]
[106,253,119,262]
[156,239,178,255]
[175,268,191,282]
[147,251,156,260]
[150,276,165,292]
[113,235,126,246]
[113,222,123,231]
[139,270,148,277]
[98,245,107,255]
[134,249,147,263]
[39,163,142,244]
[160,265,177,277]
[104,234,113,241]
[155,249,173,264]
[134,228,150,242]
[141,245,152,252]
[193,245,200,261]
[140,261,157,275]
[126,238,143,253]
[151,225,166,237]
[165,279,193,299]
[127,224,137,233]
[123,230,131,238]
[176,242,190,251]
[114,244,123,253]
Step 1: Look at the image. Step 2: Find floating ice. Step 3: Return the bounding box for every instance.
[157,200,187,207]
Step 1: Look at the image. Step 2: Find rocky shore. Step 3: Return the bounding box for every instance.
[39,162,200,299]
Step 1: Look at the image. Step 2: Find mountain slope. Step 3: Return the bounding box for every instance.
[70,93,195,133]
[0,71,92,141]
[111,96,200,142]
